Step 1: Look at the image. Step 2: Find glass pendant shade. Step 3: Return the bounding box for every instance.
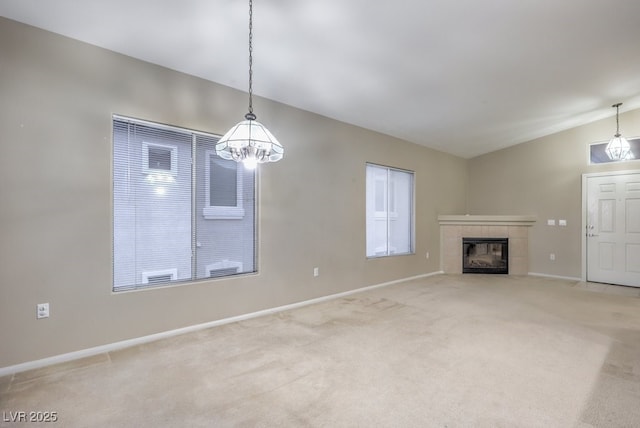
[605,134,631,161]
[215,113,284,168]
[605,103,630,161]
[215,0,283,168]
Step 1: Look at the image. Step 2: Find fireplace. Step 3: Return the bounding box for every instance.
[463,238,509,274]
[438,215,535,275]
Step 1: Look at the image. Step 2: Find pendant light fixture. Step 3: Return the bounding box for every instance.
[215,0,284,169]
[605,102,631,161]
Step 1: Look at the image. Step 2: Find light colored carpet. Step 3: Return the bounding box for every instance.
[1,274,639,427]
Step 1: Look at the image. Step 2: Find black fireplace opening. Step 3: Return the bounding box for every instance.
[463,238,508,274]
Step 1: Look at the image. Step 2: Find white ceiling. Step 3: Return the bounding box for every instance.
[2,0,640,158]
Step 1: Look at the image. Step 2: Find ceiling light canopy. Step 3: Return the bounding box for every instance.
[605,103,631,161]
[215,0,284,169]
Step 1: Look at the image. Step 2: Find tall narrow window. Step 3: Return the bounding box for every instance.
[366,163,414,257]
[112,116,256,291]
[203,150,245,219]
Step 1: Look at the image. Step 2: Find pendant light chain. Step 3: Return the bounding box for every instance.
[614,103,621,136]
[215,0,284,166]
[247,0,254,118]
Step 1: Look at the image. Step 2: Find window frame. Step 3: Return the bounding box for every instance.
[588,137,640,165]
[366,162,415,258]
[112,115,258,292]
[142,141,178,176]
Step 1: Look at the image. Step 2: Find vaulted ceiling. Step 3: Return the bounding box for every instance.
[2,0,640,158]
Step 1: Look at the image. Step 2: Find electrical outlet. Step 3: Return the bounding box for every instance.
[37,303,49,319]
[549,253,556,261]
[313,267,319,277]
[426,252,430,259]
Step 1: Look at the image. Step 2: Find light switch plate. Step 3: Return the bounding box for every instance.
[547,219,556,226]
[37,303,49,319]
[558,219,567,226]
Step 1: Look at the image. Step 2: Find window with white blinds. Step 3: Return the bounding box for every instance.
[112,116,256,291]
[366,163,414,258]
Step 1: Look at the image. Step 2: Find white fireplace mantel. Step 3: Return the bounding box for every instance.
[437,215,537,226]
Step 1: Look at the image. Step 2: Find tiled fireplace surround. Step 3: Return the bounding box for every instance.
[438,215,536,275]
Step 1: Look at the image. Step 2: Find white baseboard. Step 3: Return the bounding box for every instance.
[528,272,582,282]
[0,271,443,378]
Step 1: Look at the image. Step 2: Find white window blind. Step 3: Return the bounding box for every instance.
[112,116,256,290]
[366,163,414,257]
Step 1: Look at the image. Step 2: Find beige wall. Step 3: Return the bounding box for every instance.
[467,107,640,278]
[0,18,467,368]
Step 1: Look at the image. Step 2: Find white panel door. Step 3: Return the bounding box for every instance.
[586,172,640,287]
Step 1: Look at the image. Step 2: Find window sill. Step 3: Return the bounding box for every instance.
[203,206,245,220]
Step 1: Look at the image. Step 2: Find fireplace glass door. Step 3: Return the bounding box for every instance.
[462,238,508,274]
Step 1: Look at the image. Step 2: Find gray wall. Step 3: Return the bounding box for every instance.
[0,18,467,368]
[467,107,640,279]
